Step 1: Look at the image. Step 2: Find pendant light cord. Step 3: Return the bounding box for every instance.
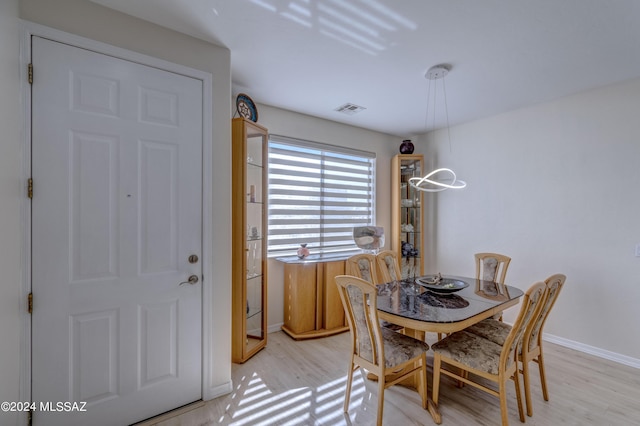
[424,67,452,154]
[442,74,452,154]
[413,63,466,192]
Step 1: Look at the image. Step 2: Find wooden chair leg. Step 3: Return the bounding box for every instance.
[538,352,549,401]
[343,361,355,413]
[376,377,385,426]
[498,379,509,426]
[522,356,534,417]
[457,368,468,388]
[513,370,525,422]
[418,355,427,409]
[432,355,442,406]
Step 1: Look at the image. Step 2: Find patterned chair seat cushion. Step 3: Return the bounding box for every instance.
[465,318,511,346]
[380,328,429,368]
[431,330,505,375]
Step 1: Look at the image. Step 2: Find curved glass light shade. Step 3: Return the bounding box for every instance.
[408,168,466,192]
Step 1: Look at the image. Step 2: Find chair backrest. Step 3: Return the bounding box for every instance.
[500,281,546,368]
[523,274,566,353]
[346,253,380,284]
[475,252,511,284]
[376,250,402,283]
[335,275,384,368]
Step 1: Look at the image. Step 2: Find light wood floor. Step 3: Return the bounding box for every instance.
[138,331,640,426]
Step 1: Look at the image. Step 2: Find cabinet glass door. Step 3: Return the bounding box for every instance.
[392,155,424,280]
[232,117,268,363]
[245,132,265,351]
[400,159,421,278]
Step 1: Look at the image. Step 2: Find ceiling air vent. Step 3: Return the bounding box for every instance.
[334,103,366,115]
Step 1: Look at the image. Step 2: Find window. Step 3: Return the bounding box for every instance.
[268,135,376,257]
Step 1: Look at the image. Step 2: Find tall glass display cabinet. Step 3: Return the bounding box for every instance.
[391,154,424,279]
[231,117,268,363]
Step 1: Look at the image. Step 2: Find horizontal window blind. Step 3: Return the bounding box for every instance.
[268,135,376,257]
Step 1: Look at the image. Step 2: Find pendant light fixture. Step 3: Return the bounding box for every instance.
[409,64,466,192]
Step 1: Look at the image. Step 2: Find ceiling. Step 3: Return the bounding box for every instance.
[90,0,640,137]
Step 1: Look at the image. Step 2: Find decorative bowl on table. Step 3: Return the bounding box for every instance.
[416,274,469,294]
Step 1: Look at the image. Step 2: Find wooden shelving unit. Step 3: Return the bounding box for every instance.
[391,154,425,279]
[231,117,268,363]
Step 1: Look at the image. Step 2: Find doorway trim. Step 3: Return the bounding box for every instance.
[19,21,219,424]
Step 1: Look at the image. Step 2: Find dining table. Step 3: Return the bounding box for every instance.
[374,274,525,424]
[377,274,524,340]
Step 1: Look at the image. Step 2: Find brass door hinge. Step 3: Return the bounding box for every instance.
[28,178,33,199]
[28,63,33,85]
[28,292,33,314]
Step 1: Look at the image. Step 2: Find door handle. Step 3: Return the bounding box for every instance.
[179,275,199,286]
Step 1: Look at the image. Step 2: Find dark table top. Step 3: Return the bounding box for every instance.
[376,275,524,326]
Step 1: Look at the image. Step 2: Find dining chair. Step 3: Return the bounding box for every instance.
[476,252,512,321]
[335,275,430,426]
[346,253,380,284]
[464,274,566,416]
[431,280,547,426]
[375,250,403,283]
[347,253,404,332]
[520,273,566,415]
[476,252,511,284]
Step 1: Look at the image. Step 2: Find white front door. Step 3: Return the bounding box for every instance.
[31,36,203,426]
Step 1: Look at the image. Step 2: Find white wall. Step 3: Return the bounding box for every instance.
[255,104,399,330]
[421,78,640,363]
[0,1,23,425]
[18,0,233,404]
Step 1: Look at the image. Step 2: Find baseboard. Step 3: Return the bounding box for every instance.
[133,400,207,426]
[268,322,284,334]
[203,380,233,401]
[544,333,640,369]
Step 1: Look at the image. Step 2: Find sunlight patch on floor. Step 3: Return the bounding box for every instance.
[222,371,367,425]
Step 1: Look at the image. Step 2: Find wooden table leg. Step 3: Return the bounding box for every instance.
[400,328,441,423]
[428,398,442,424]
[403,327,425,342]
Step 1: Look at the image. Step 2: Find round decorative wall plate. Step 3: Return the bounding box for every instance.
[236,93,258,122]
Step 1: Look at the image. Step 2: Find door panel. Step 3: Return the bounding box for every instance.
[139,140,178,274]
[70,131,119,281]
[70,309,119,404]
[139,300,178,388]
[31,36,203,426]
